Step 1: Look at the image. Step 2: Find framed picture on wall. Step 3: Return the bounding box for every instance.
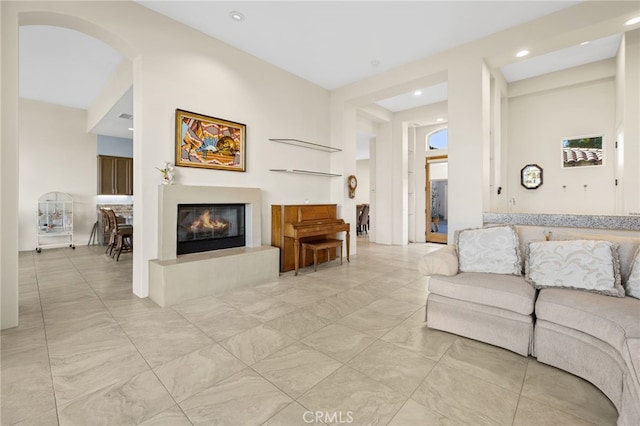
[175,109,246,172]
[561,134,603,168]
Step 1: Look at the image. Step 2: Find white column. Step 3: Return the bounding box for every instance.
[447,58,491,240]
[1,2,20,329]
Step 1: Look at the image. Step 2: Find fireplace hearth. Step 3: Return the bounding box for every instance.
[177,203,245,255]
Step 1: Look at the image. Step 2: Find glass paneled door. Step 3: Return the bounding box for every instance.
[426,156,448,244]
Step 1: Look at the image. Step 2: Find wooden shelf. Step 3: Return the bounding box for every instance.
[269,138,341,153]
[269,169,342,177]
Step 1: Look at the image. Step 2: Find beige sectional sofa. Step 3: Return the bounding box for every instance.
[419,226,640,425]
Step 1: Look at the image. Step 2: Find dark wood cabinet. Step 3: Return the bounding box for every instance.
[98,155,133,195]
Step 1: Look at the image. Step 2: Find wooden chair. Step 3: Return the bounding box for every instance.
[104,208,133,261]
[357,204,369,235]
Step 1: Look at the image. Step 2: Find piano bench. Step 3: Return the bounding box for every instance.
[301,239,343,272]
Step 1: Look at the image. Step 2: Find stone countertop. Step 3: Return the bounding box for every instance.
[483,212,640,231]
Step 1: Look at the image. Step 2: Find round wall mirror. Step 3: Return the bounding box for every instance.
[521,164,543,190]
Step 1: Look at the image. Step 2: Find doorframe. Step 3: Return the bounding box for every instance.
[426,155,448,244]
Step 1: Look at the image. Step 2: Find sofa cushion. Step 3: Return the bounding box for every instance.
[456,225,521,275]
[550,231,640,285]
[418,245,458,277]
[525,240,624,297]
[626,247,640,299]
[429,272,535,315]
[536,288,640,354]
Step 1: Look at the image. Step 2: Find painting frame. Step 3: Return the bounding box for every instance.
[175,109,246,172]
[561,134,604,169]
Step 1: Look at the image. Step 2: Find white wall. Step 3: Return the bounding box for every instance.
[97,135,133,157]
[18,99,97,251]
[507,77,616,214]
[355,159,370,204]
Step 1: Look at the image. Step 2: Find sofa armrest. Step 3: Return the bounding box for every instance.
[418,245,458,276]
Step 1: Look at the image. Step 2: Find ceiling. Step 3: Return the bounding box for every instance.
[18,1,632,141]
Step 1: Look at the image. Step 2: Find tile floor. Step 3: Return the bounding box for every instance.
[2,240,618,425]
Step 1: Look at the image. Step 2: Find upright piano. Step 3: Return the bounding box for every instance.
[272,204,350,274]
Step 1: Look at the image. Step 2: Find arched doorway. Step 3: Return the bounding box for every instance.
[1,7,137,329]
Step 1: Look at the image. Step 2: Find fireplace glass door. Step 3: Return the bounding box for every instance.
[177,204,245,255]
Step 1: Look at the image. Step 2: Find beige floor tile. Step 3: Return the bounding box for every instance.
[381,320,456,361]
[347,340,436,396]
[411,363,520,425]
[262,401,325,426]
[58,370,174,426]
[521,360,618,425]
[1,346,57,425]
[389,399,460,426]
[252,342,342,398]
[265,308,331,339]
[10,408,59,426]
[221,288,269,309]
[513,396,603,426]
[365,297,422,318]
[194,307,263,341]
[273,287,328,307]
[138,405,192,426]
[154,343,245,402]
[49,337,149,407]
[241,297,300,322]
[220,324,296,365]
[298,366,406,426]
[337,307,407,338]
[180,369,292,426]
[119,309,214,367]
[172,294,234,319]
[302,324,376,363]
[306,289,379,321]
[440,338,528,393]
[387,286,429,306]
[252,280,298,297]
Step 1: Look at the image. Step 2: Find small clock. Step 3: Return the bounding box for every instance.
[348,175,358,199]
[521,164,543,190]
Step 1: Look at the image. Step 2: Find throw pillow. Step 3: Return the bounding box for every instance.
[550,231,640,285]
[457,225,521,275]
[626,247,640,299]
[525,240,624,297]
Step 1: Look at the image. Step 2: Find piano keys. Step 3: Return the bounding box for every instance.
[272,204,350,274]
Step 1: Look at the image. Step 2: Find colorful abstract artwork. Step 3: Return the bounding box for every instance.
[175,109,246,172]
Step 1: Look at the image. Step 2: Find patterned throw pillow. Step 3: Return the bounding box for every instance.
[457,225,521,275]
[626,247,640,299]
[525,240,624,297]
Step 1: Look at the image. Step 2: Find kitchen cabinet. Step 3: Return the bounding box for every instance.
[98,155,133,195]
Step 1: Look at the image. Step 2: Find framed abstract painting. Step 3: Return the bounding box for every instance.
[175,109,246,172]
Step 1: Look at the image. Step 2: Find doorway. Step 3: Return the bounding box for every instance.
[426,156,448,243]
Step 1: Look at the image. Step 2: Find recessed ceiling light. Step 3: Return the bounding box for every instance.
[436,118,444,122]
[580,41,590,46]
[229,11,245,22]
[127,127,134,131]
[414,90,422,96]
[516,50,530,58]
[625,16,640,26]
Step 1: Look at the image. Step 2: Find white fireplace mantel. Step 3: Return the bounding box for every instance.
[157,184,262,261]
[150,184,278,307]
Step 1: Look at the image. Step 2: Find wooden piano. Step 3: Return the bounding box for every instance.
[272,204,350,275]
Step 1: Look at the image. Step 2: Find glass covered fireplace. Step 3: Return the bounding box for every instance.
[176,203,245,255]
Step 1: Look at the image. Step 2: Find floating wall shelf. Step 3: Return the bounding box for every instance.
[269,169,342,177]
[268,138,341,153]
